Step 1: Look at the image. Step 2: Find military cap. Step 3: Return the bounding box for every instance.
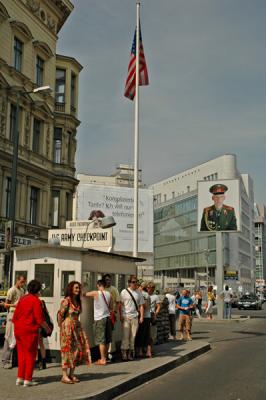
[209,184,228,195]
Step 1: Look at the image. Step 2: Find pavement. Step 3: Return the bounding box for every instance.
[118,311,266,400]
[0,339,210,400]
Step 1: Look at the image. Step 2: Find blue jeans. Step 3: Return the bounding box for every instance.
[223,302,232,319]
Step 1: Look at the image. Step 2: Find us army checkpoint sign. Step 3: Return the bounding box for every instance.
[48,227,112,250]
[197,179,241,233]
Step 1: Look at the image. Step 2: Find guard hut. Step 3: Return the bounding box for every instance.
[12,244,144,357]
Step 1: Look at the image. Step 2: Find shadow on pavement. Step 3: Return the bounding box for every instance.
[37,371,129,385]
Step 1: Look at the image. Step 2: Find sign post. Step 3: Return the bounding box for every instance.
[216,231,224,319]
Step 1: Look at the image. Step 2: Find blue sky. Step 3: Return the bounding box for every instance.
[57,0,266,203]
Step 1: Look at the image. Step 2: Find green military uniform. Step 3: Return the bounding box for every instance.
[200,204,237,231]
[200,183,237,231]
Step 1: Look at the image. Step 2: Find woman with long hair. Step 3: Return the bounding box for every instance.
[58,281,91,384]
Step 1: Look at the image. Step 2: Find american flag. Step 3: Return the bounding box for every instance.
[124,25,149,100]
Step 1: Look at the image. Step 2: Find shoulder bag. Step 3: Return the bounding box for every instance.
[40,300,54,338]
[102,291,116,327]
[126,288,140,317]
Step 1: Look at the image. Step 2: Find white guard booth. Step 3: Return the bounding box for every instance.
[12,244,143,358]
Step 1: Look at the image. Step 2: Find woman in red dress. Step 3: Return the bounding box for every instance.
[58,281,91,384]
[13,280,51,387]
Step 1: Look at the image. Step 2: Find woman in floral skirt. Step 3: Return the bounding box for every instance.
[58,281,91,384]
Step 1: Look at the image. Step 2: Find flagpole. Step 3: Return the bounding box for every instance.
[133,1,140,258]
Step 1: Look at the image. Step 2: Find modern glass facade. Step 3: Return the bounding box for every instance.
[255,222,265,280]
[154,193,232,285]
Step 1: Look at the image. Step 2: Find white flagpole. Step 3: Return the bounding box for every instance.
[133,2,140,257]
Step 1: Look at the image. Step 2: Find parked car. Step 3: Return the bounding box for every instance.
[237,294,262,310]
[231,293,239,308]
[0,296,7,336]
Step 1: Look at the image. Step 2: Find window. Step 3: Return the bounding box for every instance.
[67,131,72,164]
[71,73,76,110]
[66,192,72,221]
[30,186,39,225]
[35,264,54,297]
[61,271,75,296]
[53,128,62,163]
[36,56,44,86]
[5,177,11,218]
[32,118,41,153]
[13,37,23,71]
[52,190,60,227]
[55,69,66,103]
[9,104,17,141]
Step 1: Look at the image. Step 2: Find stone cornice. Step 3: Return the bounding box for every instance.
[0,1,10,22]
[21,0,73,35]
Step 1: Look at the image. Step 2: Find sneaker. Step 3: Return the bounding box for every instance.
[23,380,39,387]
[127,351,135,361]
[16,378,24,386]
[3,363,12,369]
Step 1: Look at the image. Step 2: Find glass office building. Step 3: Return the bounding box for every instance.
[154,192,231,288]
[151,155,255,292]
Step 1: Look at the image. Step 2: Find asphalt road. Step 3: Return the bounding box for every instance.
[116,305,266,400]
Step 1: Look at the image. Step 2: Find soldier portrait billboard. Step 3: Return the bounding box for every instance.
[197,179,241,232]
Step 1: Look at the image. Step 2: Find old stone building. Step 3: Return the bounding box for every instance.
[0,0,82,257]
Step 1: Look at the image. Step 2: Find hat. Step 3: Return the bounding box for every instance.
[209,184,228,195]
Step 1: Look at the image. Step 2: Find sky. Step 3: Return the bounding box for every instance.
[57,0,266,203]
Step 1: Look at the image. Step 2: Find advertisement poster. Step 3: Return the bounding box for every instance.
[197,179,241,232]
[76,185,154,253]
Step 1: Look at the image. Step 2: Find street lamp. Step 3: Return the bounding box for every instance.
[80,216,116,249]
[8,85,51,285]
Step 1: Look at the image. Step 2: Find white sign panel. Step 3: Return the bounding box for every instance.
[197,179,241,232]
[76,185,153,252]
[48,228,112,249]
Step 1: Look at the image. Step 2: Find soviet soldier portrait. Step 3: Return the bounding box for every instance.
[200,184,237,231]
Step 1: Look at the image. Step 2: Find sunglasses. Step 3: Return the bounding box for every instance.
[131,281,137,284]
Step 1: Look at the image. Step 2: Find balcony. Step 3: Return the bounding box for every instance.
[55,102,65,112]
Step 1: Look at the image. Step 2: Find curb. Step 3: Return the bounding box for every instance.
[193,317,249,323]
[74,343,211,400]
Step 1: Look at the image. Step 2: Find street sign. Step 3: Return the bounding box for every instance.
[224,270,238,280]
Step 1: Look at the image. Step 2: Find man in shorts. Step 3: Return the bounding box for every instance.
[85,280,113,365]
[102,274,122,361]
[176,289,194,341]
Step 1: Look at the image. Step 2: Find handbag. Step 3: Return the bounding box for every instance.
[102,291,116,328]
[40,301,54,338]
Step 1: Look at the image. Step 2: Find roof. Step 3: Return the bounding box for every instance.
[10,244,145,262]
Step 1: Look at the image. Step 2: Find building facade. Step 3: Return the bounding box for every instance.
[0,0,82,282]
[74,165,154,280]
[150,154,255,293]
[254,203,266,282]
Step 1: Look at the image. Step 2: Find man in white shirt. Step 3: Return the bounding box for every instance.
[120,275,144,361]
[85,280,113,365]
[165,288,177,340]
[1,274,26,369]
[220,285,233,319]
[102,274,122,361]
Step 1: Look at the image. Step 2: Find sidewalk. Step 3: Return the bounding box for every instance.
[193,315,249,323]
[0,340,210,400]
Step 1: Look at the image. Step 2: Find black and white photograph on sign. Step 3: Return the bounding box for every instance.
[197,179,240,232]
